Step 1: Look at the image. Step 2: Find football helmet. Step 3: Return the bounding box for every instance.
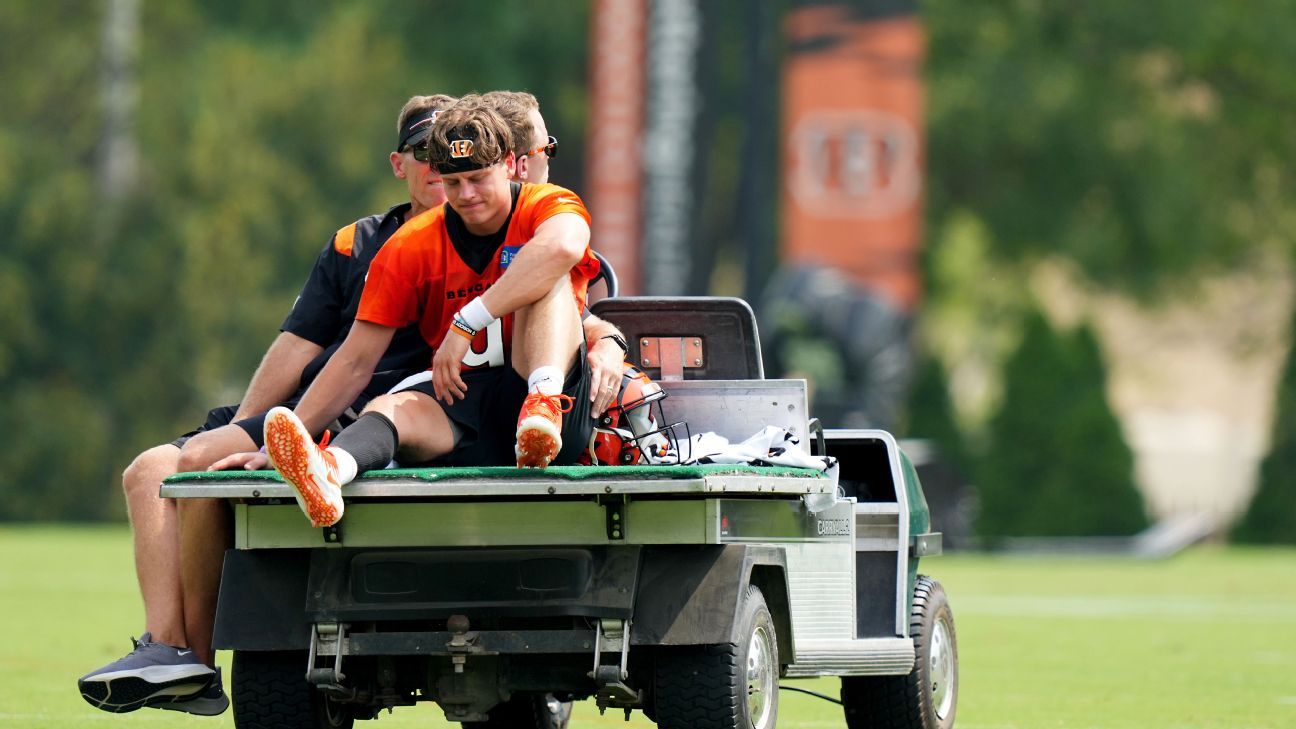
[581,363,686,465]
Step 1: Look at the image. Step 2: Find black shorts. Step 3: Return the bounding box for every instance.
[170,399,351,450]
[170,404,242,449]
[396,346,594,467]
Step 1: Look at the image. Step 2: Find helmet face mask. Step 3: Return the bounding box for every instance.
[582,364,689,465]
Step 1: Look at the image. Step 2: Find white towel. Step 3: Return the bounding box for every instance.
[653,425,836,473]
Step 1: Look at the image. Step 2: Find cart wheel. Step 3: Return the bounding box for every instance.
[232,650,354,729]
[652,584,779,729]
[461,693,572,729]
[841,575,957,729]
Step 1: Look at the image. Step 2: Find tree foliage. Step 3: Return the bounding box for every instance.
[1233,311,1296,544]
[976,308,1147,539]
[924,0,1296,294]
[903,353,970,476]
[917,0,1296,536]
[0,0,589,521]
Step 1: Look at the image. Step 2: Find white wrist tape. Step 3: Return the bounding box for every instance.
[459,297,495,332]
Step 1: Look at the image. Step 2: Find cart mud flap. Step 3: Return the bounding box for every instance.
[212,548,313,651]
[633,544,792,659]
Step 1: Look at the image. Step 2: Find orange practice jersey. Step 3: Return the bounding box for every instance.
[357,183,598,370]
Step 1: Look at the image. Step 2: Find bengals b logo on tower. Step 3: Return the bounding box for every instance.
[449,139,474,158]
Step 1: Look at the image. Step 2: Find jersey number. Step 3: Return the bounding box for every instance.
[462,318,505,368]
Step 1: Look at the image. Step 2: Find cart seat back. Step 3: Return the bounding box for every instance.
[589,296,764,381]
[590,297,809,443]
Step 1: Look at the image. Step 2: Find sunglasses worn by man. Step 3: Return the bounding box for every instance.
[523,135,558,160]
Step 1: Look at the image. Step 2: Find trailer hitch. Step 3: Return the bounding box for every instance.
[445,614,488,674]
[589,618,640,713]
[306,622,354,697]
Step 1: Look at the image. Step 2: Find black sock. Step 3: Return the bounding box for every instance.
[333,412,399,474]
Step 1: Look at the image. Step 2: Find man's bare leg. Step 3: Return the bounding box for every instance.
[178,424,261,477]
[174,497,230,667]
[511,275,584,376]
[121,445,185,646]
[79,442,218,712]
[512,276,586,467]
[173,424,259,666]
[360,390,459,464]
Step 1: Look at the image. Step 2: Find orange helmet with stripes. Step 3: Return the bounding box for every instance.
[580,363,685,465]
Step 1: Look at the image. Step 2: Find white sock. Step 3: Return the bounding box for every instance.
[329,447,359,485]
[527,366,565,396]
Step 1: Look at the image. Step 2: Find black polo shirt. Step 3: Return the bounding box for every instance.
[283,203,433,401]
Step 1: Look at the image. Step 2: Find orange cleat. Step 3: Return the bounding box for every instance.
[263,407,345,527]
[515,392,574,468]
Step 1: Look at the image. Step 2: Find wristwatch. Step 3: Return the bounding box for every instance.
[600,333,629,355]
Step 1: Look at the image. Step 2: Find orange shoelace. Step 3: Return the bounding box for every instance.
[522,392,574,420]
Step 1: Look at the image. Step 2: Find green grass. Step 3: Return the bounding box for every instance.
[2,525,1294,728]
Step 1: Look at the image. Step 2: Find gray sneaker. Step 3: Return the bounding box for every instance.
[156,667,230,716]
[78,633,215,713]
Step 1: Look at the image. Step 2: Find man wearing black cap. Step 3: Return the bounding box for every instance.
[257,95,601,528]
[77,94,458,716]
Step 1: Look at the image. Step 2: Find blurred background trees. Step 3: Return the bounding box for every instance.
[924,0,1296,293]
[1233,305,1296,545]
[2,0,1293,539]
[0,0,590,519]
[974,308,1147,539]
[915,0,1296,542]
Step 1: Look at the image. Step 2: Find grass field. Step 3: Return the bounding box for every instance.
[2,525,1294,729]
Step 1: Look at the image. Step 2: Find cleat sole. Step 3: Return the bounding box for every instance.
[264,410,342,527]
[516,425,560,468]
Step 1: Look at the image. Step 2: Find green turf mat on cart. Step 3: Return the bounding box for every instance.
[165,462,824,484]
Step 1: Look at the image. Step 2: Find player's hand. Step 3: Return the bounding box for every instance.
[209,451,269,471]
[588,338,623,417]
[432,330,471,405]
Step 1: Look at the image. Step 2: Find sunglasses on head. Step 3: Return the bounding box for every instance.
[522,135,558,160]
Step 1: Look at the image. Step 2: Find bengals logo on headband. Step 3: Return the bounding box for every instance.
[449,139,473,159]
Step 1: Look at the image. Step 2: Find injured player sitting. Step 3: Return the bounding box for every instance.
[217,95,602,527]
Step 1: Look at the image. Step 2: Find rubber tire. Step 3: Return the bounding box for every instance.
[841,575,958,729]
[232,650,355,729]
[461,693,572,729]
[652,584,779,729]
